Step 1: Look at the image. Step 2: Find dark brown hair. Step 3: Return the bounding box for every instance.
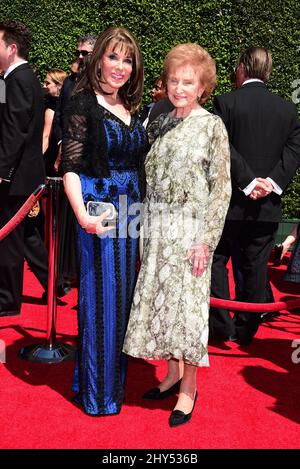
[0,20,31,60]
[75,27,144,113]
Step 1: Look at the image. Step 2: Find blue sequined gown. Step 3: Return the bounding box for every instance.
[72,106,147,415]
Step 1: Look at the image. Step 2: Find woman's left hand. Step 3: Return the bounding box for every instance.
[184,243,212,277]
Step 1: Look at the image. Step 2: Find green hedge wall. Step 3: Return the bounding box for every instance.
[1,0,299,217]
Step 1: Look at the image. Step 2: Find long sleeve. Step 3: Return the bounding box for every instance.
[0,79,33,180]
[61,105,88,176]
[201,117,232,250]
[61,90,110,178]
[213,96,256,189]
[268,111,300,190]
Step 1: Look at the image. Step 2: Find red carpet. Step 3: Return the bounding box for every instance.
[0,256,299,449]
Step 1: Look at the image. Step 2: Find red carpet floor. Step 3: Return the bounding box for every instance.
[0,256,299,449]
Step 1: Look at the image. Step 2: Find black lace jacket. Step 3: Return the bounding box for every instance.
[61,89,111,178]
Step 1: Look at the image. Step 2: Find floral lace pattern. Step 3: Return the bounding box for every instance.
[123,108,231,366]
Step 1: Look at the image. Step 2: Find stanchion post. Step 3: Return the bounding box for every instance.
[46,177,60,348]
[19,177,76,363]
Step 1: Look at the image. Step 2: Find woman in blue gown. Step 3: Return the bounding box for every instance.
[61,27,148,415]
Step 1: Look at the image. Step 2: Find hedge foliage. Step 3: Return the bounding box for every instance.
[1,0,300,217]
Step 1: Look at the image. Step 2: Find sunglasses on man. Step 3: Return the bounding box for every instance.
[75,49,92,58]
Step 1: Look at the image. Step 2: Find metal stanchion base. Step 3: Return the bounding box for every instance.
[19,343,76,364]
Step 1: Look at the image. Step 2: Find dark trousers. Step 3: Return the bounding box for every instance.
[0,189,48,310]
[210,220,278,342]
[231,242,275,303]
[0,193,27,309]
[24,217,48,291]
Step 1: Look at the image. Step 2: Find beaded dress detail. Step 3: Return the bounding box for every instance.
[63,95,148,415]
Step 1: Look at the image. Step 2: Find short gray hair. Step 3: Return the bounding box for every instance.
[78,33,98,47]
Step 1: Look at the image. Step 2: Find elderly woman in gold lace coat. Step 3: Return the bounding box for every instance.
[123,43,231,427]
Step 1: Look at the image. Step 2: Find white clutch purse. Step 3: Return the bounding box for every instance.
[87,201,117,220]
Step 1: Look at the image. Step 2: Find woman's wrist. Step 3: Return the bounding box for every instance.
[77,211,89,229]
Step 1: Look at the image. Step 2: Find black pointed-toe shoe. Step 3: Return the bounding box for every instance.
[142,379,182,400]
[169,391,198,428]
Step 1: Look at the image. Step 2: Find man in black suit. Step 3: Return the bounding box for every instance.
[0,20,46,316]
[210,47,300,345]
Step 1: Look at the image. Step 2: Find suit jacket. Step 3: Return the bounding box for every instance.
[214,82,300,222]
[0,76,5,117]
[0,63,45,196]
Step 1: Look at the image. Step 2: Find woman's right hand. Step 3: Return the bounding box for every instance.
[79,210,115,236]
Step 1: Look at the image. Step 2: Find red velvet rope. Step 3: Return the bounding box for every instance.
[0,184,47,242]
[1,182,299,315]
[210,297,300,312]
